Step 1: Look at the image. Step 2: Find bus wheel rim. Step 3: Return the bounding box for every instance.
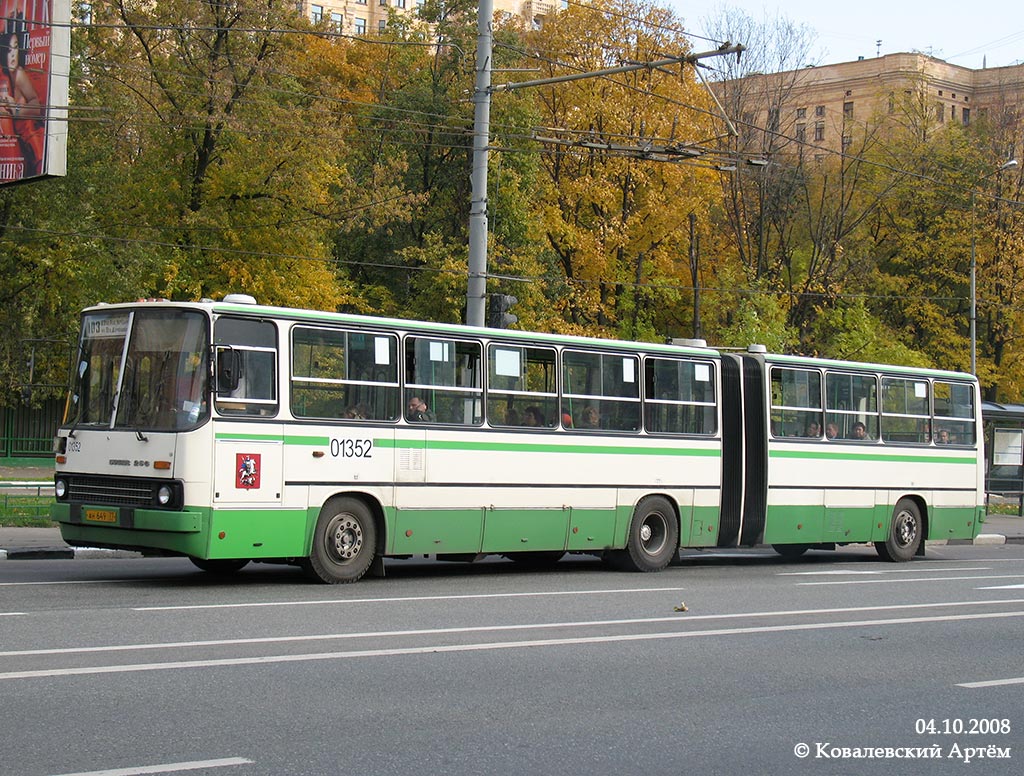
[327,515,362,561]
[894,509,917,547]
[641,514,666,554]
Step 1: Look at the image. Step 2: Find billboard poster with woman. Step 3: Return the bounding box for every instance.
[0,0,68,185]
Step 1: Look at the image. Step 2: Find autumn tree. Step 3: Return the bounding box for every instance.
[82,0,354,308]
[525,0,721,341]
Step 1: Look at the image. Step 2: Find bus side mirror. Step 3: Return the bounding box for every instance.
[216,348,242,393]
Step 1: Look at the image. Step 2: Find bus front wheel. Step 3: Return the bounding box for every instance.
[612,497,679,572]
[303,497,378,584]
[876,499,922,562]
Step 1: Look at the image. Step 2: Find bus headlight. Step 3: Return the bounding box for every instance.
[157,485,173,506]
[54,479,67,499]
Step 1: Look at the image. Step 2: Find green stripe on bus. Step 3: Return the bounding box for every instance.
[216,433,329,445]
[375,438,721,457]
[215,432,719,457]
[770,449,977,464]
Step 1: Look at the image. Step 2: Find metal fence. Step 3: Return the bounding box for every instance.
[0,481,52,520]
[1,399,64,459]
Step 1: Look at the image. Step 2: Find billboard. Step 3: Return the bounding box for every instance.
[0,0,68,185]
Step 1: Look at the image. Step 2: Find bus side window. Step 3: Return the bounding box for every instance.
[214,317,278,416]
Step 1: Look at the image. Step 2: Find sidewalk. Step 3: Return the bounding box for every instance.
[2,517,1022,561]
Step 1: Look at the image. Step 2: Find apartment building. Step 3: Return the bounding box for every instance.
[298,0,561,36]
[718,53,1024,157]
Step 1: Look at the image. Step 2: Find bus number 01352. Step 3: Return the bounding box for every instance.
[330,438,373,458]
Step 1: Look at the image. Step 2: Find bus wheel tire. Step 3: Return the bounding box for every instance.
[772,544,810,559]
[303,498,377,584]
[614,496,679,572]
[189,558,250,575]
[504,551,566,567]
[875,500,922,562]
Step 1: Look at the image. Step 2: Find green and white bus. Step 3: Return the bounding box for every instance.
[50,296,985,582]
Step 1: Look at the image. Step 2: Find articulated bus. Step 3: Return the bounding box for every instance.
[50,296,985,583]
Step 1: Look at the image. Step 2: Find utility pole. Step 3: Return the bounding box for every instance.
[689,212,702,340]
[465,13,743,327]
[465,0,494,329]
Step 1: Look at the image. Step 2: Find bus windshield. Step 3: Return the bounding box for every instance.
[70,309,210,431]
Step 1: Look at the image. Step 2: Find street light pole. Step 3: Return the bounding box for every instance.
[969,158,1018,375]
[970,188,977,374]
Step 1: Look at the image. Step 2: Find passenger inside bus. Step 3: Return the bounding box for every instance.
[522,406,545,427]
[406,396,434,422]
[849,421,870,440]
[579,405,600,429]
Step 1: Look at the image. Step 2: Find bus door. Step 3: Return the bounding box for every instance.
[209,315,286,555]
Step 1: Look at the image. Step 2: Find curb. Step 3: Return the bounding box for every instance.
[0,547,142,560]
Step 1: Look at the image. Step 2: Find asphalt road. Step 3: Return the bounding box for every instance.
[3,545,1024,776]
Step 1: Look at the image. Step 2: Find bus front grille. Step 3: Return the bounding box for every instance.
[65,476,157,507]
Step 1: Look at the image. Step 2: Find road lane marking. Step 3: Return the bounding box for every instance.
[4,610,1024,682]
[780,567,992,576]
[796,574,1024,586]
[5,599,1024,658]
[977,584,1024,589]
[50,757,253,775]
[132,586,689,611]
[0,580,116,587]
[0,612,26,616]
[958,676,1024,689]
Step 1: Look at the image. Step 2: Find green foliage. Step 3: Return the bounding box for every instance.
[810,298,931,367]
[2,0,1023,409]
[713,288,797,352]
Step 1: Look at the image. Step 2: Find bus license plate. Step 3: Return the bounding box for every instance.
[84,508,117,524]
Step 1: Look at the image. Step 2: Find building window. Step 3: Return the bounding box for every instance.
[330,11,342,30]
[814,122,825,142]
[310,4,323,22]
[796,107,806,119]
[380,0,387,4]
[356,0,367,4]
[354,17,366,33]
[936,103,944,123]
[378,19,386,31]
[395,0,406,6]
[815,105,825,117]
[961,108,970,126]
[842,134,852,152]
[767,107,780,132]
[952,105,956,121]
[795,123,806,143]
[843,101,854,119]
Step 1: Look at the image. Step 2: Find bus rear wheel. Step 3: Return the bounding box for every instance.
[303,497,377,584]
[876,499,922,562]
[612,496,679,572]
